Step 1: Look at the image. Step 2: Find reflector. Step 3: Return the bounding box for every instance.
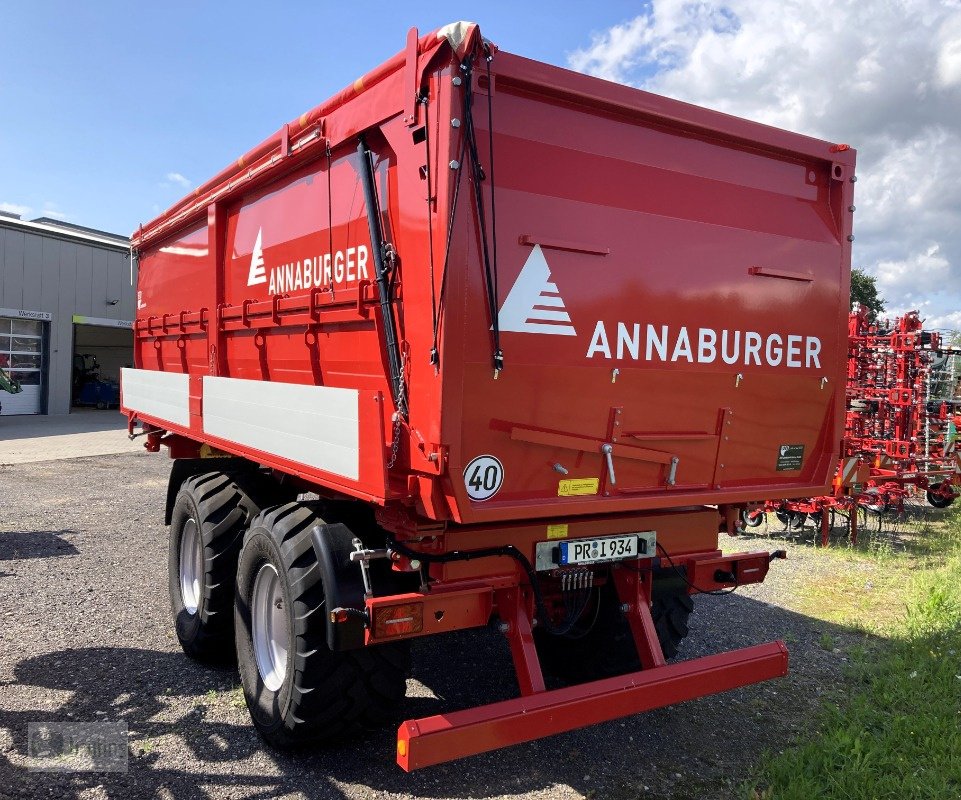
[373,603,424,638]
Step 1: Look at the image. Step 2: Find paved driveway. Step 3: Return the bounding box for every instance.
[0,451,859,799]
[0,410,139,464]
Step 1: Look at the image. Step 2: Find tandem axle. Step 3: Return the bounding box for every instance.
[163,455,788,769]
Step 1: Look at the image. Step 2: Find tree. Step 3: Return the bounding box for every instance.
[850,268,885,320]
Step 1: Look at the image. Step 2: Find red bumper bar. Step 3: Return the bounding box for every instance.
[396,640,788,770]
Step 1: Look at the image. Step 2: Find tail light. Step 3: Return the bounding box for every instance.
[373,603,424,639]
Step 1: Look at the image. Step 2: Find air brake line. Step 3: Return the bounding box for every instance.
[357,134,407,418]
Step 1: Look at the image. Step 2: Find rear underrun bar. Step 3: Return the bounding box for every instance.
[396,640,789,771]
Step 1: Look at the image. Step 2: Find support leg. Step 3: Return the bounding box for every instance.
[612,567,665,669]
[820,508,830,548]
[495,587,545,696]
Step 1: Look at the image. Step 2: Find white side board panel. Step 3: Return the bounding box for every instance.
[203,377,360,481]
[121,368,191,428]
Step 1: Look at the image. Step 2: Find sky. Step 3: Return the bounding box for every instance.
[2,1,959,329]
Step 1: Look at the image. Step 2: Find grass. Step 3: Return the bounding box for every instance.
[196,685,247,711]
[732,506,960,632]
[790,555,906,631]
[745,508,961,799]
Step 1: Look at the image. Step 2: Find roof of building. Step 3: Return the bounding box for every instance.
[0,213,129,250]
[31,218,129,243]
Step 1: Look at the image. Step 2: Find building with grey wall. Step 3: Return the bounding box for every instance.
[0,212,134,415]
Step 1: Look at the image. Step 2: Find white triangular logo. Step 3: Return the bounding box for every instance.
[497,245,576,336]
[247,227,267,286]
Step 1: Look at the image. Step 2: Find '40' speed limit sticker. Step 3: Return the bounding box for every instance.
[463,455,504,501]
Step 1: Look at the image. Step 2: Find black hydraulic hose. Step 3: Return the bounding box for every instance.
[423,92,439,369]
[483,49,503,375]
[655,542,739,596]
[429,110,470,368]
[460,52,503,377]
[357,134,407,417]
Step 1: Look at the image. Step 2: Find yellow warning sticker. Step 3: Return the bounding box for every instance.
[558,478,600,497]
[546,524,569,540]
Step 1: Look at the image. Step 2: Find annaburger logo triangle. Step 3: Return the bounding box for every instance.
[498,245,577,336]
[248,227,267,286]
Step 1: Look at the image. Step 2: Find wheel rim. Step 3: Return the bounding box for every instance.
[179,518,203,615]
[252,563,289,692]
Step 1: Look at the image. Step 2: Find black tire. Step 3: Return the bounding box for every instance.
[235,502,409,748]
[775,509,806,530]
[741,509,765,528]
[927,488,955,509]
[169,471,270,664]
[535,578,694,682]
[652,590,694,659]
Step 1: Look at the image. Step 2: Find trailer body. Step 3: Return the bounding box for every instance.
[122,22,856,769]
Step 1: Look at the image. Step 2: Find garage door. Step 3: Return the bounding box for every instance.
[0,317,45,415]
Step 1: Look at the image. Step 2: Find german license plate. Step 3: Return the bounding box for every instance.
[559,535,638,566]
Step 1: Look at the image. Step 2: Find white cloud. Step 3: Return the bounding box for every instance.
[927,310,961,331]
[0,200,73,222]
[39,201,70,221]
[0,201,32,217]
[569,17,655,84]
[164,172,192,189]
[874,245,954,323]
[569,0,961,331]
[938,12,961,88]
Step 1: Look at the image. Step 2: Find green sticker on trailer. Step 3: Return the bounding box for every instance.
[776,444,804,471]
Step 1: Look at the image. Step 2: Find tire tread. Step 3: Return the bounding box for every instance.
[238,502,409,748]
[170,469,278,663]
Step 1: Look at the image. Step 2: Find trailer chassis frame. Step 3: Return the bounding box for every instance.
[392,556,788,770]
[349,534,788,770]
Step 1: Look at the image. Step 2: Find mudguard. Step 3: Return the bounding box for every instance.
[310,521,367,651]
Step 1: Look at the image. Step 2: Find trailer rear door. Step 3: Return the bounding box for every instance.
[443,55,854,523]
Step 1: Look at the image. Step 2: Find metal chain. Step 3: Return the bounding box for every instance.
[386,346,409,471]
[386,414,402,470]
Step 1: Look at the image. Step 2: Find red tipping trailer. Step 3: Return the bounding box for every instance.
[122,21,856,769]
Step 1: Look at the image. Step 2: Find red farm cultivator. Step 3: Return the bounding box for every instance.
[745,307,961,545]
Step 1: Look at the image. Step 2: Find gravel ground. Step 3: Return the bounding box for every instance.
[0,452,865,799]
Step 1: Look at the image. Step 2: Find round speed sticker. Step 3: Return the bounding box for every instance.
[463,455,504,501]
